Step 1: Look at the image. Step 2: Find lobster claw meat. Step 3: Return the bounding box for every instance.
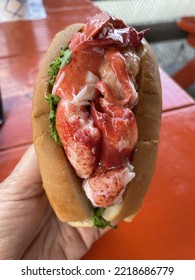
[69,12,110,50]
[83,165,135,208]
[91,101,138,168]
[70,12,148,50]
[69,12,110,51]
[84,12,110,39]
[56,100,100,178]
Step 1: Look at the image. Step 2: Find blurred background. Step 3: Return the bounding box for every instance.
[92,0,195,98]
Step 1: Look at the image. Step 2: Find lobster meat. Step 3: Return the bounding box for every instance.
[54,12,145,207]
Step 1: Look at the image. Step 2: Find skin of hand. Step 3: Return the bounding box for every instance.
[0,145,108,260]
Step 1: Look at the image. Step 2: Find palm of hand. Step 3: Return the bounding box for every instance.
[0,146,104,260]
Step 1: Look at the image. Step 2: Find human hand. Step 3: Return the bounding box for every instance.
[0,145,107,260]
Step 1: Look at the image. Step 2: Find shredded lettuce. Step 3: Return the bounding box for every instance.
[45,94,61,144]
[91,208,117,229]
[45,46,72,143]
[48,47,72,86]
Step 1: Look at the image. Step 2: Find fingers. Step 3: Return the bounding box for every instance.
[14,144,40,177]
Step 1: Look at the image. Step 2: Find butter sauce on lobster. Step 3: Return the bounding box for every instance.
[32,12,162,228]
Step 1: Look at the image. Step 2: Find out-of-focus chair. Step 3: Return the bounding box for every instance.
[172,17,195,88]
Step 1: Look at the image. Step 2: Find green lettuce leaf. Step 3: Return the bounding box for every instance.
[46,46,72,143]
[91,208,117,229]
[48,47,72,86]
[45,94,61,144]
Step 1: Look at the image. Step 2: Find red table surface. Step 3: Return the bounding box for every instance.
[83,105,195,260]
[0,0,195,260]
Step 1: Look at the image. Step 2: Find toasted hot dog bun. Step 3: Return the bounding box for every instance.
[32,23,162,227]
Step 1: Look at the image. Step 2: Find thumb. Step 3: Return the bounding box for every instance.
[0,144,42,199]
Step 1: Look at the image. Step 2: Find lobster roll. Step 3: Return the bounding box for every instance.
[32,12,162,228]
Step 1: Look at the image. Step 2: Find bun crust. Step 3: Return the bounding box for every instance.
[32,24,162,225]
